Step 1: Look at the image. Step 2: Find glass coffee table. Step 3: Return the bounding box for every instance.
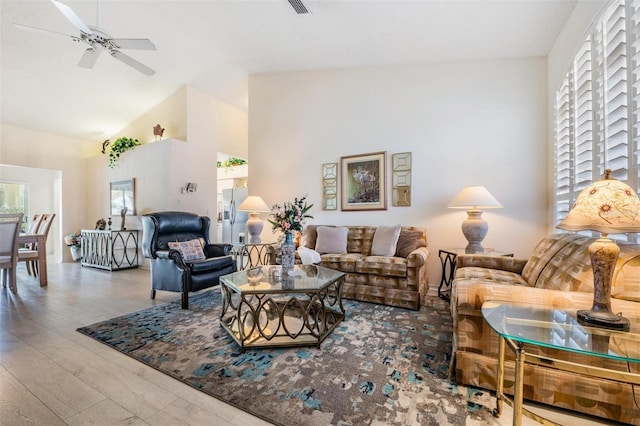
[482,301,640,426]
[219,265,345,351]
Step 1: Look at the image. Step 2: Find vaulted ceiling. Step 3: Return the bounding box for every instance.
[1,0,577,142]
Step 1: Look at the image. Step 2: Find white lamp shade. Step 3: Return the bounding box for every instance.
[448,186,501,254]
[237,196,270,213]
[448,186,502,209]
[557,171,640,234]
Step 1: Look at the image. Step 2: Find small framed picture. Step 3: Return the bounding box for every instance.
[110,178,136,216]
[340,151,386,211]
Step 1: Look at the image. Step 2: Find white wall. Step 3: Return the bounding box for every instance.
[0,123,92,262]
[85,84,249,268]
[249,58,549,286]
[104,86,188,150]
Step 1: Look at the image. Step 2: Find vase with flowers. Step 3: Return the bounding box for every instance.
[268,195,313,270]
[64,232,82,261]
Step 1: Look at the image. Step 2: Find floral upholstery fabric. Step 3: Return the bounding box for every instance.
[451,233,640,425]
[267,225,429,310]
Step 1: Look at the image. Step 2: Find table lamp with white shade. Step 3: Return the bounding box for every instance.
[556,169,640,331]
[448,186,503,254]
[237,196,270,244]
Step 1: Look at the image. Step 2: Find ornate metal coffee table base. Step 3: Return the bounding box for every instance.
[219,266,345,351]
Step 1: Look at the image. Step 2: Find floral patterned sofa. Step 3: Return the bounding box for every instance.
[267,225,429,310]
[451,232,640,424]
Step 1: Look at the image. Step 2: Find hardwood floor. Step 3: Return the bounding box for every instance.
[1,263,269,426]
[0,262,613,425]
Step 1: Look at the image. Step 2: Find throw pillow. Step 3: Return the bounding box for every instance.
[395,229,426,258]
[168,239,206,262]
[371,224,402,256]
[315,226,349,254]
[301,225,321,249]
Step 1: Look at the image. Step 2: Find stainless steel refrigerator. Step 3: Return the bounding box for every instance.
[221,187,248,243]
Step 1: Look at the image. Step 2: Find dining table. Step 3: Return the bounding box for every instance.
[17,233,48,287]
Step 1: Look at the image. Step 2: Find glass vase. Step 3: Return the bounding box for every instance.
[281,232,295,271]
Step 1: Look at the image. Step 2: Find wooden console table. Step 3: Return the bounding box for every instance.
[81,229,139,271]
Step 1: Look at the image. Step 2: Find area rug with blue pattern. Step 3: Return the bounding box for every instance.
[77,290,495,425]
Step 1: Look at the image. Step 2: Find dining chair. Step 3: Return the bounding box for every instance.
[18,213,56,277]
[19,214,40,275]
[26,214,44,236]
[20,214,44,253]
[0,213,24,293]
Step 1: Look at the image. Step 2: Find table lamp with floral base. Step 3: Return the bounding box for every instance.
[556,169,640,331]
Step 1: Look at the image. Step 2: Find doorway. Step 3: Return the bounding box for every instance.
[0,165,62,261]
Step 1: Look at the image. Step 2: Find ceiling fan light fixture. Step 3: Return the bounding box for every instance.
[15,0,156,76]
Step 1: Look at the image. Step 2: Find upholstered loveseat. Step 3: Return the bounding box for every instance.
[451,232,640,424]
[267,225,429,310]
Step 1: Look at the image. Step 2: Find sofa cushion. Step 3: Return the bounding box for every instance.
[189,255,234,272]
[356,256,407,277]
[168,239,206,262]
[315,226,349,254]
[520,233,586,285]
[301,225,321,249]
[395,229,426,258]
[455,266,528,286]
[534,236,594,292]
[320,253,364,272]
[347,226,377,255]
[371,224,401,256]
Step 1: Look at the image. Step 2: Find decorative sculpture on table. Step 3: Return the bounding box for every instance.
[95,218,106,230]
[120,207,128,230]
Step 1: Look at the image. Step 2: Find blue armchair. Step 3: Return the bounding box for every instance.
[141,211,236,309]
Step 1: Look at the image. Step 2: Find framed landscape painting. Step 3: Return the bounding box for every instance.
[340,151,386,211]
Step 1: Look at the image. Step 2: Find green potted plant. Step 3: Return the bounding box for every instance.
[109,137,140,168]
[216,157,247,169]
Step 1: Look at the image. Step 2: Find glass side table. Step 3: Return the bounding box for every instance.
[482,301,640,426]
[438,248,513,300]
[231,241,276,270]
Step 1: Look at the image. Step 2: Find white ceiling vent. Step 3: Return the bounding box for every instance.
[287,0,309,14]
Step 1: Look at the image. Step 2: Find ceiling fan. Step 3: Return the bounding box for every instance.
[14,0,156,76]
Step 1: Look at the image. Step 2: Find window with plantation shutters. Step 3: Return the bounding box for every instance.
[631,1,640,181]
[553,0,640,242]
[554,74,573,223]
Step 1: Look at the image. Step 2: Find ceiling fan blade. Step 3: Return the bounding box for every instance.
[110,50,155,76]
[14,23,79,40]
[78,48,99,68]
[111,38,156,51]
[51,0,93,34]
